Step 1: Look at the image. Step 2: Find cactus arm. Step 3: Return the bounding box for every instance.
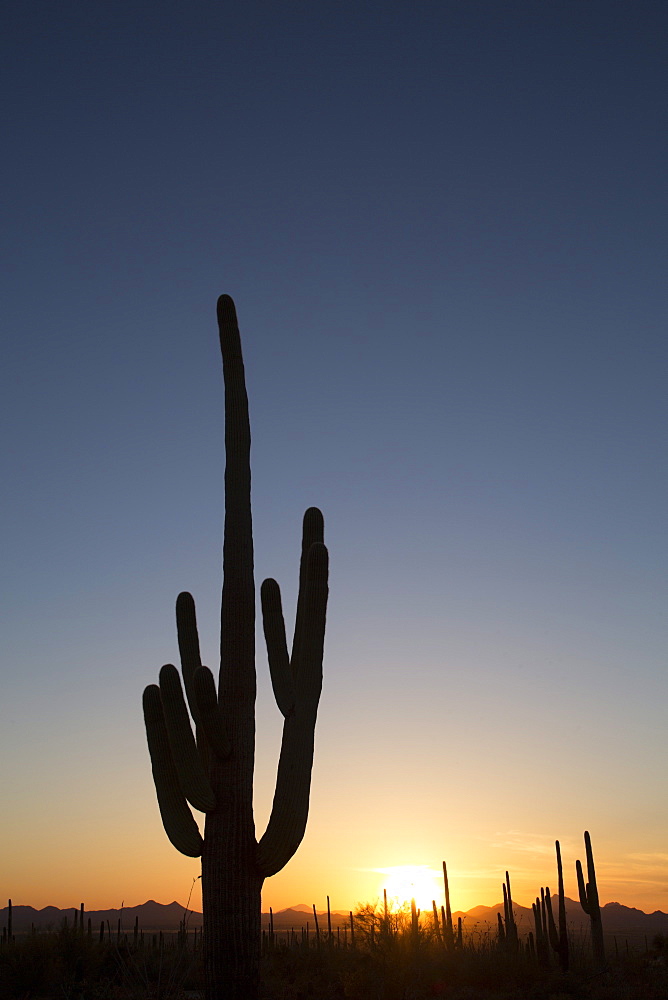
[175,590,230,759]
[142,685,204,857]
[175,591,203,727]
[292,507,325,670]
[576,858,591,914]
[255,710,317,876]
[158,665,216,812]
[261,578,295,717]
[176,590,222,774]
[292,541,328,704]
[256,527,328,877]
[193,665,231,758]
[584,830,601,910]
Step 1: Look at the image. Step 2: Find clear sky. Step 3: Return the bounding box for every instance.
[2,1,666,917]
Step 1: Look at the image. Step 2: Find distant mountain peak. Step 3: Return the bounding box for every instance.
[604,901,643,915]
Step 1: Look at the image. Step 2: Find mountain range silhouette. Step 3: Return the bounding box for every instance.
[3,898,668,946]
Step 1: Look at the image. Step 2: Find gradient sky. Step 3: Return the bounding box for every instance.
[2,2,667,917]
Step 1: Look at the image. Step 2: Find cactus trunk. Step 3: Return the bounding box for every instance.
[202,830,263,998]
[202,740,261,997]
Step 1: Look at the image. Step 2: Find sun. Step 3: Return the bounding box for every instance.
[377,865,442,912]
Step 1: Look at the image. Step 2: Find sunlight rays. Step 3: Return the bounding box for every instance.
[374,865,442,911]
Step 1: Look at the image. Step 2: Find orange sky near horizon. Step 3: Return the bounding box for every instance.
[5,770,667,916]
[7,846,668,917]
[6,607,666,917]
[4,633,667,918]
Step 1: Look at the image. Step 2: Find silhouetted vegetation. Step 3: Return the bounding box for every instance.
[2,899,667,999]
[142,296,329,1000]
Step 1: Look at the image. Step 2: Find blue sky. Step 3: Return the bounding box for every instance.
[2,1,667,913]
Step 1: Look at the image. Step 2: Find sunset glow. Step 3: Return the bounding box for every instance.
[2,2,668,927]
[376,866,443,912]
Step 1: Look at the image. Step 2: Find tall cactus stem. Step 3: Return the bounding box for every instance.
[546,840,569,971]
[503,872,518,950]
[442,861,454,950]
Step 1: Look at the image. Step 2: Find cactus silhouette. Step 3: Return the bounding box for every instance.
[502,871,518,951]
[545,840,569,971]
[441,860,455,950]
[142,295,329,1000]
[576,830,605,971]
[532,887,550,967]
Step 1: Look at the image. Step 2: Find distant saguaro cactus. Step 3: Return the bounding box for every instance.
[532,887,549,967]
[441,860,455,950]
[545,840,569,971]
[576,830,605,971]
[142,296,329,1000]
[502,871,518,951]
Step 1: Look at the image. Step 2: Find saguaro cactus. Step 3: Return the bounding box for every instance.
[142,295,329,1000]
[441,860,455,950]
[502,871,518,951]
[532,888,549,967]
[576,830,605,971]
[546,840,569,971]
